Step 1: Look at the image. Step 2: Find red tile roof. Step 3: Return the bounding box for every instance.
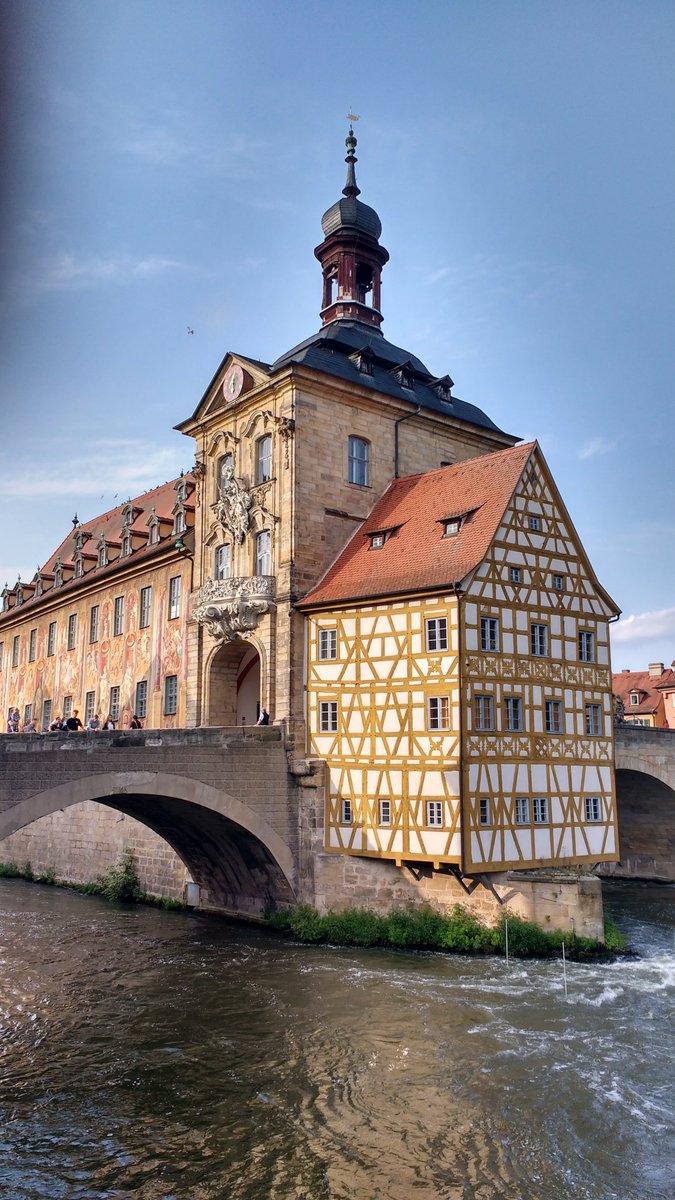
[299,443,536,607]
[613,668,675,720]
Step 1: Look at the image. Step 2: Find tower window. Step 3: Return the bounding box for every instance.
[256,435,273,484]
[348,437,370,487]
[256,530,271,576]
[216,544,232,580]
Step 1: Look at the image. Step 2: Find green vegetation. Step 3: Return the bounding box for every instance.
[265,902,629,959]
[81,850,145,903]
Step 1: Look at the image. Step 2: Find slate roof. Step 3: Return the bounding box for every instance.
[298,442,536,608]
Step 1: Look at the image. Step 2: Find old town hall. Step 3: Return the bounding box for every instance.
[0,128,620,903]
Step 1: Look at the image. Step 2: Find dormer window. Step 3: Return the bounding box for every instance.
[350,348,375,376]
[392,363,414,390]
[2,588,9,612]
[121,533,132,558]
[176,481,188,504]
[174,508,186,535]
[74,558,84,579]
[34,577,43,597]
[629,692,640,706]
[370,533,386,550]
[98,540,108,568]
[15,585,23,606]
[432,375,454,404]
[443,518,462,538]
[54,562,63,588]
[148,522,159,546]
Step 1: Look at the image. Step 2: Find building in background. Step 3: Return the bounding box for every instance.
[613,663,675,728]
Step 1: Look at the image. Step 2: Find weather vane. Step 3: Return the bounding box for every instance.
[347,111,360,124]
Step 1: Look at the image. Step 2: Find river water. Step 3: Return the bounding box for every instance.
[0,880,672,1200]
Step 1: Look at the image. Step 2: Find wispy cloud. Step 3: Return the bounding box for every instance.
[35,252,182,293]
[578,437,616,461]
[611,606,675,647]
[120,117,271,182]
[0,440,186,500]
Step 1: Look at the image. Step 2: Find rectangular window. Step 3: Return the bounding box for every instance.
[585,797,601,822]
[348,436,370,486]
[24,703,32,724]
[428,696,450,730]
[113,596,125,637]
[585,704,602,736]
[427,801,443,827]
[169,576,181,620]
[318,628,337,660]
[480,617,499,652]
[47,621,57,657]
[85,691,96,723]
[528,515,541,531]
[67,614,77,651]
[63,695,73,720]
[533,797,549,824]
[578,630,596,663]
[479,797,491,826]
[89,605,99,644]
[379,799,391,826]
[545,699,563,734]
[43,699,52,731]
[135,680,148,720]
[215,544,231,580]
[510,566,521,583]
[256,530,271,576]
[12,635,20,668]
[474,694,495,730]
[443,517,462,538]
[425,617,448,652]
[0,642,3,671]
[256,434,273,484]
[164,674,178,715]
[319,701,338,732]
[504,696,523,732]
[553,574,564,592]
[630,693,640,706]
[28,628,37,662]
[515,797,530,825]
[139,587,152,629]
[341,798,352,824]
[109,686,120,722]
[531,623,549,657]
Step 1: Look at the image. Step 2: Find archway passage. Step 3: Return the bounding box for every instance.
[604,768,675,882]
[208,640,261,727]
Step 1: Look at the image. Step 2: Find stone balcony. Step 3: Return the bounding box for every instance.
[191,575,276,642]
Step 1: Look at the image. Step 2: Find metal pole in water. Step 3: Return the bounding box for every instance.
[562,940,568,999]
[505,918,509,967]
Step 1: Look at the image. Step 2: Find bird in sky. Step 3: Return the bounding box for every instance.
[187,326,194,335]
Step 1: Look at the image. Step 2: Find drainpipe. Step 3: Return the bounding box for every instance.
[394,406,421,478]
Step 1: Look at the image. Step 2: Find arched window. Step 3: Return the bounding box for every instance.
[255,530,271,576]
[215,544,231,580]
[218,453,234,493]
[348,436,370,486]
[121,533,132,557]
[148,522,159,546]
[256,435,273,485]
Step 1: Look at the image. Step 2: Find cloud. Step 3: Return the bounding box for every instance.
[611,606,675,646]
[578,437,616,461]
[120,117,271,182]
[0,440,186,500]
[33,252,182,293]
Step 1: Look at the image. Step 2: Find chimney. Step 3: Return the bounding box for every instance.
[648,662,664,679]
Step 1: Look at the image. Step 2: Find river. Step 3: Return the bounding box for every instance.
[0,879,672,1200]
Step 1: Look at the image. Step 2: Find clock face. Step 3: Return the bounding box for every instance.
[223,364,244,401]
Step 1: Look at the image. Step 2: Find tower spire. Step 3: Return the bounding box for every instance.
[343,124,361,199]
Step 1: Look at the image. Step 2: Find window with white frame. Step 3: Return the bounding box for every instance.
[140,587,152,629]
[98,542,108,568]
[348,436,370,486]
[85,691,96,723]
[173,509,186,535]
[479,797,491,826]
[74,558,83,579]
[63,695,73,719]
[578,630,596,663]
[531,623,549,657]
[428,696,450,730]
[510,566,521,583]
[474,694,495,730]
[318,628,337,660]
[480,617,499,652]
[427,801,443,826]
[256,434,273,484]
[47,621,57,657]
[585,796,601,822]
[12,635,20,668]
[370,532,386,549]
[215,544,231,580]
[121,533,132,557]
[256,530,271,575]
[28,629,37,662]
[443,517,462,538]
[319,701,338,732]
[109,686,120,722]
[43,699,52,730]
[553,574,564,592]
[113,596,125,637]
[341,798,352,824]
[379,799,391,826]
[135,680,148,720]
[425,617,448,652]
[629,692,640,706]
[0,642,4,671]
[515,797,530,825]
[67,614,77,651]
[533,797,549,824]
[164,674,178,716]
[24,703,32,724]
[528,515,541,531]
[148,521,159,546]
[504,696,523,731]
[168,576,181,620]
[585,704,602,736]
[89,605,99,644]
[545,699,563,734]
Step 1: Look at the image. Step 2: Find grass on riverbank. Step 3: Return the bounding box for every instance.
[265,902,628,959]
[0,855,185,910]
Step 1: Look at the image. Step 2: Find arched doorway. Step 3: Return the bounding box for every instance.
[208,639,261,728]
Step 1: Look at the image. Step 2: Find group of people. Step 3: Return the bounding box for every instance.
[5,708,144,734]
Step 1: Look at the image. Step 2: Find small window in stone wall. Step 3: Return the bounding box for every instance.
[135,680,148,720]
[164,675,178,716]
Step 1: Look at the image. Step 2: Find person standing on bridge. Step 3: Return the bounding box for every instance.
[7,708,20,733]
[129,714,142,729]
[65,710,84,732]
[256,708,270,726]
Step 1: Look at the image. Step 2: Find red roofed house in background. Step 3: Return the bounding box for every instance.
[613,664,675,729]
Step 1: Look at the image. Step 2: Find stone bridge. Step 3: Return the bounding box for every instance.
[0,727,323,916]
[608,725,675,882]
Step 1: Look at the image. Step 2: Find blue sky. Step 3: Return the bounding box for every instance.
[1,0,673,670]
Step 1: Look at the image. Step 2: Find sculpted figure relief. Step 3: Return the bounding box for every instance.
[217,462,252,544]
[193,577,275,643]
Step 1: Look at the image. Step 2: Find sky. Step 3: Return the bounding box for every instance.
[0,0,673,672]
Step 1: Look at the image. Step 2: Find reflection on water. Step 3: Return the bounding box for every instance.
[0,880,673,1199]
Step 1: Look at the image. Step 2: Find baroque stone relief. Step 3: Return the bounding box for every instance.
[192,576,275,643]
[216,463,253,544]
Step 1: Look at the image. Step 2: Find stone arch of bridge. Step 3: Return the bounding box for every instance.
[0,770,296,915]
[611,766,675,882]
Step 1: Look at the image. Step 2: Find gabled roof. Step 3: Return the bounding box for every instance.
[298,442,536,608]
[613,668,675,716]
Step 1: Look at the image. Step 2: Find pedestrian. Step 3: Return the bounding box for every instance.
[87,712,102,731]
[49,715,64,732]
[7,708,20,734]
[102,713,115,730]
[22,716,38,733]
[256,708,270,726]
[64,710,84,732]
[129,714,142,729]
